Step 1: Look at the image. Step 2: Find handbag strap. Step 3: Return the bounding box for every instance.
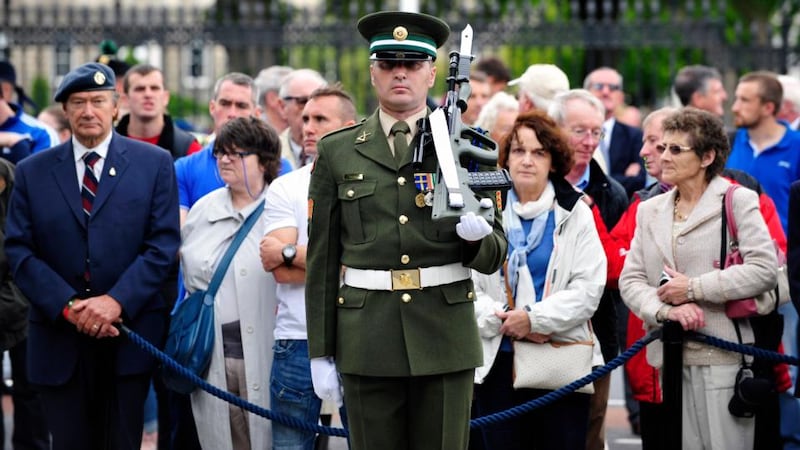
[503,260,515,309]
[206,199,265,297]
[724,184,740,245]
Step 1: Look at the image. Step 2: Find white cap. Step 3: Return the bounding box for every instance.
[509,64,570,110]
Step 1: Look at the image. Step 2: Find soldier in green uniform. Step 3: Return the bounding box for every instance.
[305,10,508,450]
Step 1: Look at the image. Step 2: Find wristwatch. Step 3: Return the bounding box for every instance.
[281,244,297,267]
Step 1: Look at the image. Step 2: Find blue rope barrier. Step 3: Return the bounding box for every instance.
[120,324,349,438]
[687,331,800,366]
[128,325,799,435]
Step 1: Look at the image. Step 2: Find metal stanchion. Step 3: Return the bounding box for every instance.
[661,320,684,450]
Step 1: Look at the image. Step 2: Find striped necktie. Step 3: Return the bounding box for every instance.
[81,151,100,219]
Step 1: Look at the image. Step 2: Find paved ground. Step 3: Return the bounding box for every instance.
[3,370,642,450]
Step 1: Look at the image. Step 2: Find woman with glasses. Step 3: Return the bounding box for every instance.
[472,110,606,449]
[620,108,778,449]
[180,116,281,449]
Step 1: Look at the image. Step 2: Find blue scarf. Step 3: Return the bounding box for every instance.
[503,182,555,300]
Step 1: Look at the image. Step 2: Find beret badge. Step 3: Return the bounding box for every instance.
[93,71,107,85]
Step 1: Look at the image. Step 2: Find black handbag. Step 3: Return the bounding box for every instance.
[163,200,264,394]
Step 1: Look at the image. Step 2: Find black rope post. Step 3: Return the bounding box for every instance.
[661,320,684,450]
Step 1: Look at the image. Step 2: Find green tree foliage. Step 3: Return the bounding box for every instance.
[29,76,50,114]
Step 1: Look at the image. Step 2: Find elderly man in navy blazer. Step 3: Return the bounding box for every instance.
[5,62,180,450]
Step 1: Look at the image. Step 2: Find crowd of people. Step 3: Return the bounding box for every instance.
[0,8,799,450]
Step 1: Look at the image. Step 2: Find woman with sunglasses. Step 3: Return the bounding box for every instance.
[620,108,777,449]
[180,117,281,449]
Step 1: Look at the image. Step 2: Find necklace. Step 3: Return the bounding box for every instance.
[673,192,688,221]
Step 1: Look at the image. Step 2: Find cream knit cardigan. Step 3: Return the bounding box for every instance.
[620,176,777,367]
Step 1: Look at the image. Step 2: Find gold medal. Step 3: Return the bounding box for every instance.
[415,193,426,208]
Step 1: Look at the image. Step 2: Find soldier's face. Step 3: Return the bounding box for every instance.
[370,59,435,116]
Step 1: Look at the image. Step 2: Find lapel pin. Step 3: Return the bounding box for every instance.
[109,167,117,177]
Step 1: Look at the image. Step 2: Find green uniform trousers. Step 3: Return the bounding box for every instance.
[341,369,474,450]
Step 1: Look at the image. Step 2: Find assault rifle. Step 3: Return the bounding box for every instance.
[426,24,512,228]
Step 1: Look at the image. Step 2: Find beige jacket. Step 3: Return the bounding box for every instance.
[620,176,777,367]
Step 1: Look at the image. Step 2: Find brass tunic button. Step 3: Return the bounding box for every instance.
[399,215,409,224]
[398,177,407,186]
[467,291,474,300]
[346,189,355,198]
[401,293,412,303]
[338,297,345,305]
[400,254,410,264]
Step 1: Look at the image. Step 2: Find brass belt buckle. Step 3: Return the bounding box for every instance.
[391,269,421,290]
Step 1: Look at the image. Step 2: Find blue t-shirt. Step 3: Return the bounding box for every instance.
[727,125,800,233]
[0,104,58,162]
[174,141,293,210]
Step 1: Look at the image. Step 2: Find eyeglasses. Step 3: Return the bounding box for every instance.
[212,149,255,160]
[589,82,622,92]
[374,60,428,71]
[282,96,309,106]
[655,143,694,155]
[569,127,604,141]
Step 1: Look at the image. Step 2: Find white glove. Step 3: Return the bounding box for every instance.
[476,305,504,338]
[310,357,343,407]
[456,212,492,242]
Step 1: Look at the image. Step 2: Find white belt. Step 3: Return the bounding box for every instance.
[343,263,471,291]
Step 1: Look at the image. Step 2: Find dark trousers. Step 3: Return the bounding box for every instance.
[471,350,590,450]
[34,338,150,450]
[639,401,666,450]
[341,369,473,450]
[0,339,49,449]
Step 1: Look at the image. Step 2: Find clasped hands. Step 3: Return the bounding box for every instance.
[657,266,705,331]
[491,308,550,343]
[65,294,123,339]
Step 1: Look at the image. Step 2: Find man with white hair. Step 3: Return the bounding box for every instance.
[255,65,293,133]
[511,63,570,113]
[474,91,519,144]
[549,89,628,450]
[778,74,800,130]
[277,69,327,169]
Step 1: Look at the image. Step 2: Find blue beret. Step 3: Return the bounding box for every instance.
[54,63,115,103]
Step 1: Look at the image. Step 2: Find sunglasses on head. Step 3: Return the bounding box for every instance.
[655,144,694,155]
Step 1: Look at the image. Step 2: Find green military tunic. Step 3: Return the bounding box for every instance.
[305,109,507,377]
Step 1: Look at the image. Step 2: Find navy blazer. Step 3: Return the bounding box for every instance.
[607,121,645,198]
[5,133,180,385]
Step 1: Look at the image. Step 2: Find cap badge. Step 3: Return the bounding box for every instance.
[93,71,106,85]
[393,26,408,41]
